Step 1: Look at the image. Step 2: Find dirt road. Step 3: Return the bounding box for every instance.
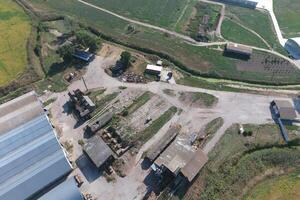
[76,0,300,69]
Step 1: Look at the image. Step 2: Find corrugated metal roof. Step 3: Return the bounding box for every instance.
[0,91,44,135]
[0,96,72,200]
[39,178,83,200]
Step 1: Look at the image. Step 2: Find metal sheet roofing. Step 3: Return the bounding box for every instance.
[39,178,83,200]
[0,92,72,200]
[0,91,44,135]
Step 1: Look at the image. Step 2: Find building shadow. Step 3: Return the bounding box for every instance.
[75,154,102,183]
[142,170,162,199]
[223,51,250,61]
[141,158,152,170]
[83,129,94,139]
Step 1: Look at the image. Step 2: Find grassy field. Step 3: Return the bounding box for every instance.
[27,0,300,85]
[0,0,31,86]
[244,169,300,200]
[221,19,269,49]
[274,0,300,38]
[84,0,189,29]
[225,5,286,54]
[184,124,300,200]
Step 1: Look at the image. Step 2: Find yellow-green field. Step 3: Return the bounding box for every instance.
[0,0,31,86]
[244,170,300,200]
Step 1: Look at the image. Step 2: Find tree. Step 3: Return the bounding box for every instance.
[57,44,75,61]
[75,30,99,53]
[120,51,131,69]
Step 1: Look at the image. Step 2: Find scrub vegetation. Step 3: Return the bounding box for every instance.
[244,169,300,200]
[185,124,300,200]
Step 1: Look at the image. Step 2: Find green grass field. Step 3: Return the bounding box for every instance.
[0,0,31,86]
[244,169,300,200]
[28,0,300,85]
[224,5,285,54]
[221,19,269,49]
[84,0,189,29]
[274,0,300,38]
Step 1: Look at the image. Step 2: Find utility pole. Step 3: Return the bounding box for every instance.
[82,77,88,92]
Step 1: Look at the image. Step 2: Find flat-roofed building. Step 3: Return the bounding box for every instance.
[0,92,72,200]
[146,125,180,162]
[225,43,253,57]
[145,64,163,75]
[83,135,114,169]
[153,133,208,182]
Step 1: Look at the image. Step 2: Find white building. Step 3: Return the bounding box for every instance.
[145,64,162,75]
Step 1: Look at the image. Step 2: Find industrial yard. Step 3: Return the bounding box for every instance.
[36,44,300,199]
[1,0,300,200]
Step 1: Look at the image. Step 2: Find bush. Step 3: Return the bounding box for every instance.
[120,51,131,70]
[75,30,99,53]
[57,44,75,61]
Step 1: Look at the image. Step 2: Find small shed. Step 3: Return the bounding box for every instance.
[83,135,114,168]
[225,43,253,57]
[145,64,162,75]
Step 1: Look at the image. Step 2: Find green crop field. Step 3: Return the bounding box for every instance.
[274,0,300,38]
[28,0,300,85]
[224,5,285,54]
[83,0,190,29]
[0,0,31,86]
[244,170,300,200]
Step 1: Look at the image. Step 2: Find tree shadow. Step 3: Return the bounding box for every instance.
[47,59,88,77]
